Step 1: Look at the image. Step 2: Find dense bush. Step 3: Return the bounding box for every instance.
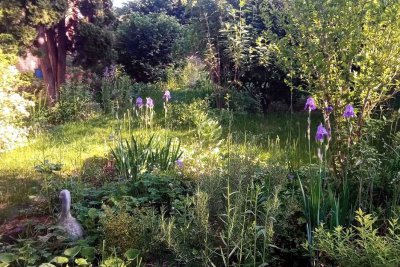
[314,209,400,267]
[2,0,400,266]
[170,99,222,144]
[100,66,135,114]
[75,22,117,69]
[268,0,400,134]
[117,12,183,82]
[49,77,100,124]
[100,206,160,254]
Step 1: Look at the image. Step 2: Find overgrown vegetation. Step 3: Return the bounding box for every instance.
[1,0,400,266]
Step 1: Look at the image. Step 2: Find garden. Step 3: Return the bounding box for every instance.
[1,0,400,266]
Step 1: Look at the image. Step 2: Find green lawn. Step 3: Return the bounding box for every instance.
[0,109,319,222]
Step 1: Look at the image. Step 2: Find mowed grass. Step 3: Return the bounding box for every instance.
[0,107,320,221]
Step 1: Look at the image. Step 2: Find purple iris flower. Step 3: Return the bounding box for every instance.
[176,159,183,168]
[146,97,154,109]
[343,104,355,119]
[315,123,329,142]
[163,90,171,102]
[305,97,317,111]
[325,106,334,113]
[136,97,143,108]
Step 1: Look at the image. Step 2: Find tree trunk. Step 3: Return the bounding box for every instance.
[38,26,57,104]
[46,27,59,101]
[37,17,68,104]
[57,19,67,88]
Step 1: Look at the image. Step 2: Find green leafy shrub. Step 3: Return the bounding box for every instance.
[100,206,161,255]
[75,22,116,68]
[81,156,116,185]
[117,12,183,82]
[170,99,222,144]
[165,56,209,90]
[269,0,400,133]
[49,79,100,123]
[314,209,400,267]
[101,68,134,114]
[129,173,192,211]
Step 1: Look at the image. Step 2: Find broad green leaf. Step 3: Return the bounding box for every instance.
[101,257,126,267]
[75,258,88,266]
[124,249,140,260]
[0,253,17,264]
[81,247,96,261]
[64,246,81,258]
[51,256,69,264]
[88,208,99,219]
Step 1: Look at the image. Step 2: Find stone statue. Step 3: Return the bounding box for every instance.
[59,189,83,240]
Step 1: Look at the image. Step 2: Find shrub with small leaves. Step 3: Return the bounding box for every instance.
[313,209,400,267]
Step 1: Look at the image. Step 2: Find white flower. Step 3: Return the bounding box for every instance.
[8,66,19,76]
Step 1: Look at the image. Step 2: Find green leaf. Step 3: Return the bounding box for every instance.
[64,246,81,258]
[81,247,96,261]
[124,249,140,260]
[51,256,69,264]
[75,258,88,266]
[0,263,9,267]
[0,253,17,264]
[88,208,99,219]
[101,257,126,267]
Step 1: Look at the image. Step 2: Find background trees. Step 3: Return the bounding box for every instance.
[2,0,399,116]
[0,0,115,103]
[265,0,400,132]
[117,13,183,82]
[0,0,68,102]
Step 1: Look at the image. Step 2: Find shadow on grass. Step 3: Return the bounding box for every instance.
[0,171,42,223]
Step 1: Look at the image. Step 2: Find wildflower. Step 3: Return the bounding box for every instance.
[325,106,334,113]
[136,97,143,108]
[287,174,295,180]
[163,90,171,102]
[305,97,317,111]
[315,123,329,142]
[343,104,355,118]
[146,97,154,109]
[176,158,183,168]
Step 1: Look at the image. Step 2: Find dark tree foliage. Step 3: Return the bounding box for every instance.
[0,0,69,102]
[117,13,183,83]
[0,0,116,103]
[74,22,116,69]
[183,0,292,111]
[79,0,115,25]
[0,0,67,54]
[116,0,187,22]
